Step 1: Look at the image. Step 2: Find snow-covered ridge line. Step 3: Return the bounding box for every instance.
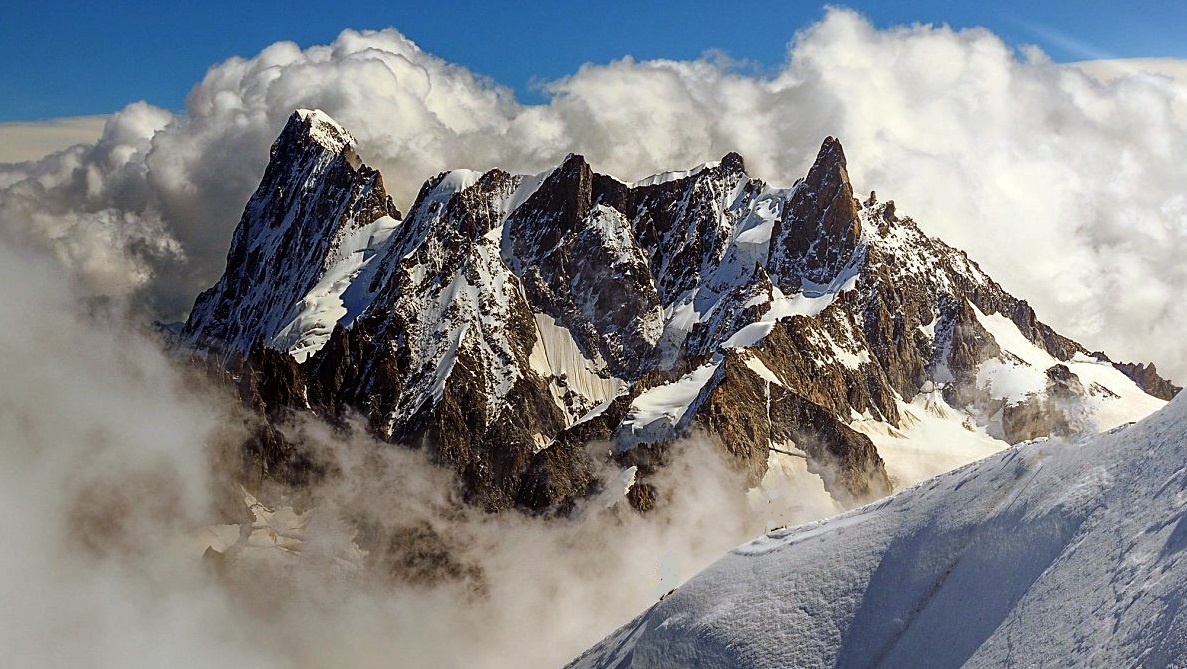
[568,393,1187,668]
[630,160,721,187]
[270,214,401,362]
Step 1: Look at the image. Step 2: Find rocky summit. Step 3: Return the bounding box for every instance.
[181,109,1178,513]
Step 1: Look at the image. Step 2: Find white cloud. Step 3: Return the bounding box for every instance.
[0,238,255,667]
[0,233,801,665]
[1,9,1186,379]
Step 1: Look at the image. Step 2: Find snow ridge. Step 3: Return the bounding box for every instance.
[568,394,1187,668]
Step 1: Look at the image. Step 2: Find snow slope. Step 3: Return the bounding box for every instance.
[618,360,722,449]
[270,214,400,362]
[568,393,1187,668]
[971,304,1165,429]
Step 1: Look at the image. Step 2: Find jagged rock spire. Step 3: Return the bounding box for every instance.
[181,109,398,354]
[720,151,746,174]
[768,136,863,291]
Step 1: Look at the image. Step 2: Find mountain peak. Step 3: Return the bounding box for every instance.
[184,123,1173,518]
[282,108,356,154]
[559,152,589,169]
[720,151,746,175]
[804,136,851,195]
[767,135,862,289]
[182,108,394,357]
[816,135,846,165]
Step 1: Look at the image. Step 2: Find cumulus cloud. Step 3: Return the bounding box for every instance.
[3,10,1185,379]
[0,103,178,300]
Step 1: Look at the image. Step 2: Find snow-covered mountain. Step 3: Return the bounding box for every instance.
[566,391,1187,668]
[185,109,401,359]
[181,109,1176,513]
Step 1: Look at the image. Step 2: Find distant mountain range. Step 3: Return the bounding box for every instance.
[179,109,1176,514]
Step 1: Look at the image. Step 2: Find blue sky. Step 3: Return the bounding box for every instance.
[3,1,1186,121]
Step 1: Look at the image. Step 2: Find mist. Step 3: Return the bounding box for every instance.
[0,232,838,666]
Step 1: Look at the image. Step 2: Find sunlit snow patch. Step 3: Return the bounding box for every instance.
[630,160,721,187]
[722,257,863,349]
[295,108,355,152]
[271,215,401,362]
[971,304,1164,428]
[528,312,625,430]
[618,361,721,450]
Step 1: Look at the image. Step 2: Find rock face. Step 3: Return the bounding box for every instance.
[768,136,862,291]
[1114,361,1180,401]
[182,109,1176,513]
[184,110,401,358]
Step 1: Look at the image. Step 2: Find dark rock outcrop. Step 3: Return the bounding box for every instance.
[1114,361,1181,400]
[768,137,863,291]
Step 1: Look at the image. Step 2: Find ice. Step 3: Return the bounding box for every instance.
[733,196,781,247]
[528,311,624,424]
[918,316,937,339]
[722,284,838,348]
[193,488,366,569]
[599,466,639,508]
[746,450,844,534]
[572,390,627,426]
[976,357,1048,401]
[740,353,782,385]
[271,215,400,362]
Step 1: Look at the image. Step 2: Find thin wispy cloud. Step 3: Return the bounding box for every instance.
[1008,16,1116,61]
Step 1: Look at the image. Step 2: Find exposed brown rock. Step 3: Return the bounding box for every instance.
[768,137,863,291]
[179,114,1172,522]
[1113,360,1180,401]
